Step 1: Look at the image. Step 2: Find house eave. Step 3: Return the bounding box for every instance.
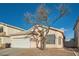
[0,22,26,31]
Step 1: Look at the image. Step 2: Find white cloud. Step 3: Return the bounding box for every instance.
[60,28,68,32]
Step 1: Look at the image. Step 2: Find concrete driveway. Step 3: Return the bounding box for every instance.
[0,48,76,56]
[0,48,25,56]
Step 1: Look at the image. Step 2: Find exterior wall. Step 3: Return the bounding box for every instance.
[77,32,79,48]
[46,44,56,48]
[30,29,64,48]
[48,29,63,48]
[0,24,64,48]
[30,41,36,48]
[74,30,77,47]
[0,37,2,48]
[74,21,79,48]
[0,37,11,44]
[4,26,24,36]
[1,37,11,44]
[74,30,78,47]
[0,24,24,36]
[0,24,8,35]
[0,24,25,48]
[11,35,30,39]
[0,37,11,48]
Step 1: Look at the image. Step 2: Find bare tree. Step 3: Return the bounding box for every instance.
[24,4,68,50]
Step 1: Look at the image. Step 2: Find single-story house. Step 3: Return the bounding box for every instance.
[0,22,64,48]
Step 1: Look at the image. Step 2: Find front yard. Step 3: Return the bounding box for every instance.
[0,48,76,56]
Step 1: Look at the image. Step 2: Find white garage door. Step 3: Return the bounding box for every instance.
[11,38,31,48]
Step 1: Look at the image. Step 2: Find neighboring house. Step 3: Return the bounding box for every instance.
[0,22,64,48]
[0,22,26,48]
[74,17,79,48]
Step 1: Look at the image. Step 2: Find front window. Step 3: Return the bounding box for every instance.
[46,34,56,44]
[0,26,3,33]
[58,36,62,45]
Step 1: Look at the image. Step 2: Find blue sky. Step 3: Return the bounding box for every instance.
[0,3,79,40]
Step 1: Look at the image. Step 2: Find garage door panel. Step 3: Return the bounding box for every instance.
[11,38,31,48]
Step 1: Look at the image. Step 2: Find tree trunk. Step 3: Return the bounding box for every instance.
[36,40,39,48]
[40,37,46,50]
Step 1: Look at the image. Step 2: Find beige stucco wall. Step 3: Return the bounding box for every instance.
[31,26,64,48]
[0,24,26,48]
[48,29,63,48]
[0,24,64,48]
[46,44,56,48]
[29,29,64,48]
[0,37,11,48]
[1,37,11,44]
[10,28,64,48]
[10,35,28,39]
[0,24,24,36]
[30,41,36,48]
